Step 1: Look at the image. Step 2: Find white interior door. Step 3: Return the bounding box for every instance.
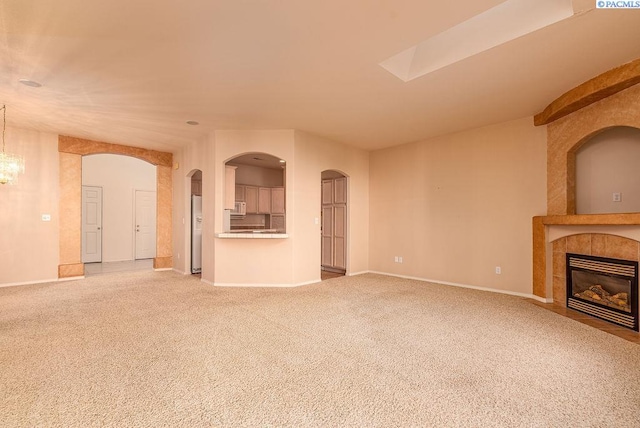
[82,186,102,263]
[135,190,157,260]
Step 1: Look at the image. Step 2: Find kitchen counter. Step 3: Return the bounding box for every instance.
[216,230,288,239]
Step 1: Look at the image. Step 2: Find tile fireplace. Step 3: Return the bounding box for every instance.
[566,253,638,331]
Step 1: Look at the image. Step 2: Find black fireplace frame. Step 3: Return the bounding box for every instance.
[566,253,639,331]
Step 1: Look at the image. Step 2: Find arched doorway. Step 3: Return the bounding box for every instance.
[189,170,203,274]
[321,170,347,280]
[57,136,173,279]
[81,154,157,275]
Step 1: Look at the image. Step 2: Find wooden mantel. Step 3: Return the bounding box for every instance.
[533,214,640,299]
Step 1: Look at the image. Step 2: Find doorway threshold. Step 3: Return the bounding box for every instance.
[84,259,154,276]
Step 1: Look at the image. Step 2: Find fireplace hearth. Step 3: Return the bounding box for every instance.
[566,253,639,331]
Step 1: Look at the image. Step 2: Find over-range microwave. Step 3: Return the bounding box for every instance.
[231,201,246,216]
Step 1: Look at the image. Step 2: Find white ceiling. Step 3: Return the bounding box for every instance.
[1,0,639,153]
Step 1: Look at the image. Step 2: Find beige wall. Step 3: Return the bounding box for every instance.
[173,129,370,286]
[214,130,296,285]
[232,163,284,187]
[0,127,60,286]
[369,117,547,295]
[293,131,370,282]
[172,135,213,280]
[576,126,640,214]
[83,154,156,262]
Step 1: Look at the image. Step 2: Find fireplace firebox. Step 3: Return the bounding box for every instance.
[566,253,638,331]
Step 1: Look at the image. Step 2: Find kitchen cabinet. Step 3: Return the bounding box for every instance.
[245,186,258,213]
[271,187,285,214]
[224,166,236,210]
[258,187,271,214]
[270,214,285,232]
[235,184,246,202]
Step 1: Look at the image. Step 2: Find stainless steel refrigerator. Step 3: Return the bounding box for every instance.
[191,195,202,274]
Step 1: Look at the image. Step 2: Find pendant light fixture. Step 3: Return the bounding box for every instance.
[0,105,25,185]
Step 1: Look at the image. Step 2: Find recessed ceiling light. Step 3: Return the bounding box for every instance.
[380,0,574,82]
[18,79,42,88]
[186,120,199,125]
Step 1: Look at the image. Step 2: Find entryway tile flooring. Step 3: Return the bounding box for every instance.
[529,300,640,344]
[84,259,154,276]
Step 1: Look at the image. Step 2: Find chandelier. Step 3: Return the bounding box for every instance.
[0,105,25,185]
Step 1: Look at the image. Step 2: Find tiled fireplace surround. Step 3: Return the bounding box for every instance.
[532,63,640,313]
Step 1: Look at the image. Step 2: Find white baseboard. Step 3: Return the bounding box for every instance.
[0,278,60,288]
[172,268,188,275]
[367,270,544,301]
[153,268,172,272]
[210,279,321,288]
[348,270,370,277]
[529,295,554,303]
[58,276,85,282]
[212,282,300,288]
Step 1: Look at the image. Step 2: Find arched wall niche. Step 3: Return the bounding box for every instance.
[58,135,173,278]
[546,83,640,216]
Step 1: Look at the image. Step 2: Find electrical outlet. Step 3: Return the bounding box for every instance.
[613,192,622,202]
[394,256,399,263]
[398,256,403,263]
[42,214,51,221]
[495,266,501,275]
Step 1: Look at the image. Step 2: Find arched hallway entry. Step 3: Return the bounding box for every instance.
[58,135,173,279]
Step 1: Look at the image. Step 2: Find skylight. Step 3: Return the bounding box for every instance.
[379,0,575,82]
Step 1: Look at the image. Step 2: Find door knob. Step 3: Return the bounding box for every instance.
[97,227,101,230]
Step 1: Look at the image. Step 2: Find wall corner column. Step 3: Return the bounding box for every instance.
[154,164,173,269]
[59,152,84,278]
[532,216,547,298]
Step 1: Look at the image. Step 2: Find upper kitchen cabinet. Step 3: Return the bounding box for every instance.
[224,166,236,210]
[271,187,285,214]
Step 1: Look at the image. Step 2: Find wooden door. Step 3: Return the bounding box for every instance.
[333,205,346,269]
[321,176,347,272]
[321,206,333,267]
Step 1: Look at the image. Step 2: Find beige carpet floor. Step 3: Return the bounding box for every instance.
[1,271,639,427]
